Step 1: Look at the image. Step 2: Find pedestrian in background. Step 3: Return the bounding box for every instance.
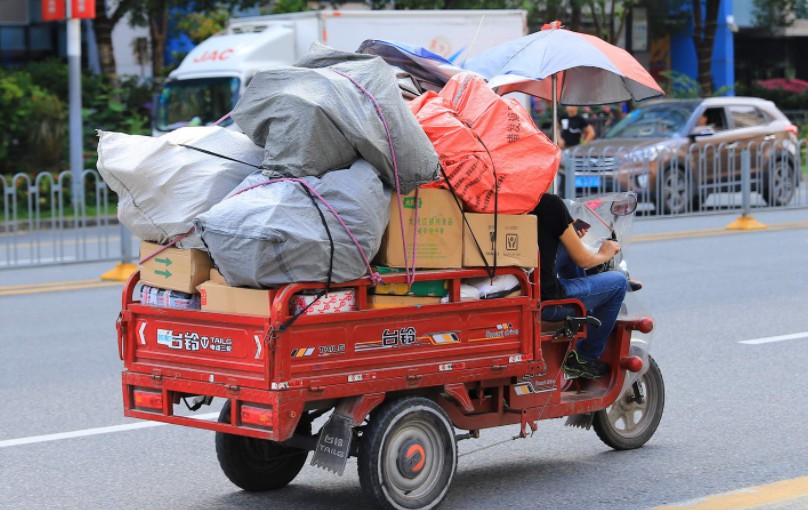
[559,105,596,149]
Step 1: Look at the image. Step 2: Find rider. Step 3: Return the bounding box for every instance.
[532,193,628,379]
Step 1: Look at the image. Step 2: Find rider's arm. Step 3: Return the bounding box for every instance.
[559,225,620,269]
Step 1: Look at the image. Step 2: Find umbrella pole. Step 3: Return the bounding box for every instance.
[551,73,559,194]
[552,73,558,145]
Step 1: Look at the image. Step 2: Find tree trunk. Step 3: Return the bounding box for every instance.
[149,5,169,79]
[93,0,117,76]
[692,0,720,96]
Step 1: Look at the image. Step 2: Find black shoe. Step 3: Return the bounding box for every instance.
[562,351,609,380]
[628,279,643,292]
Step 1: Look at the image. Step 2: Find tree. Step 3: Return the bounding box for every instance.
[690,0,719,96]
[92,0,263,81]
[752,0,808,30]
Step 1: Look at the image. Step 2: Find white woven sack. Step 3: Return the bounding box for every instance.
[96,127,263,249]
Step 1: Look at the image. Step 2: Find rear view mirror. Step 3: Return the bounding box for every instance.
[610,194,638,216]
[690,126,715,137]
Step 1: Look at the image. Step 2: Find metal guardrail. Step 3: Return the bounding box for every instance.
[560,138,808,217]
[0,169,128,269]
[1,139,806,269]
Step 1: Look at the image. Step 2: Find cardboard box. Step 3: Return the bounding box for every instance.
[372,266,448,297]
[367,294,442,309]
[291,289,357,315]
[462,214,538,268]
[209,268,227,284]
[139,241,212,294]
[197,281,272,316]
[375,189,463,269]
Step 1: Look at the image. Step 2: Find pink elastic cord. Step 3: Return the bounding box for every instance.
[214,111,232,126]
[138,228,195,264]
[232,178,382,286]
[329,69,416,287]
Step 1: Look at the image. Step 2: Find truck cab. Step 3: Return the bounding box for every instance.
[153,24,299,136]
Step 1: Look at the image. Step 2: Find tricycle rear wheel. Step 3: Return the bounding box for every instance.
[358,396,457,510]
[593,355,664,450]
[215,401,311,491]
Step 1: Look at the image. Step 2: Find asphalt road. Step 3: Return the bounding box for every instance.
[1,209,807,510]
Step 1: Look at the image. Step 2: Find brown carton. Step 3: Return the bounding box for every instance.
[367,294,443,309]
[462,213,538,268]
[197,281,272,316]
[139,241,212,294]
[375,189,463,269]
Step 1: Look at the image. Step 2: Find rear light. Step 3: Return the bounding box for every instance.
[133,389,164,410]
[240,404,274,428]
[786,124,799,136]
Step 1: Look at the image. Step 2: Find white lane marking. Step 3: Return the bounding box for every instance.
[0,412,220,449]
[739,332,808,345]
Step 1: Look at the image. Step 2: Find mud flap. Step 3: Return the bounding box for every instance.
[311,413,353,475]
[565,413,594,429]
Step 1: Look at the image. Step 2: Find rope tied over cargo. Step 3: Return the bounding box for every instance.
[232,177,383,287]
[329,69,417,289]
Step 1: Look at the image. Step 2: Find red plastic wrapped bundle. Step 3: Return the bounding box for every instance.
[409,73,561,214]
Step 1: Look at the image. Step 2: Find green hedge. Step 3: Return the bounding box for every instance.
[0,59,152,175]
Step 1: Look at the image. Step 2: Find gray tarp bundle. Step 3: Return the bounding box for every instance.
[194,160,390,287]
[232,43,439,194]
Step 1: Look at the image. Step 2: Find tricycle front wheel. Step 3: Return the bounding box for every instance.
[593,355,665,450]
[215,401,311,491]
[358,396,457,510]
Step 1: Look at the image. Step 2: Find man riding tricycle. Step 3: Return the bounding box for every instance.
[117,189,663,510]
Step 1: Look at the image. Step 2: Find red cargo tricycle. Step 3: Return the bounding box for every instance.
[117,192,664,510]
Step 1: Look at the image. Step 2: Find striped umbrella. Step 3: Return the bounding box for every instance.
[463,21,664,143]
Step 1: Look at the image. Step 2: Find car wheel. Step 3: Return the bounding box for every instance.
[658,166,696,215]
[762,158,797,206]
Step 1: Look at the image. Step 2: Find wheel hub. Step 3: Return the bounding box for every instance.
[396,440,426,479]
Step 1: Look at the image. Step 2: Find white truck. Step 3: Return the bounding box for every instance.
[152,9,527,136]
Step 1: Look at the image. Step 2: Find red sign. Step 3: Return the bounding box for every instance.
[71,0,96,19]
[41,0,65,21]
[40,0,96,21]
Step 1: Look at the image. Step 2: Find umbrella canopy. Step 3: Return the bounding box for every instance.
[462,22,663,105]
[357,39,469,92]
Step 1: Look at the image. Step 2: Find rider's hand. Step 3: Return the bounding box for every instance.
[598,240,621,258]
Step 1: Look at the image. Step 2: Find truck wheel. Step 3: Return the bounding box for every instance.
[358,397,457,510]
[593,356,664,450]
[215,401,310,491]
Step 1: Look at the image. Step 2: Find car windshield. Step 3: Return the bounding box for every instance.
[155,77,239,132]
[605,103,697,139]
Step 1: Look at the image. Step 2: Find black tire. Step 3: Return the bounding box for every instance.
[658,166,697,215]
[762,158,797,206]
[358,397,457,510]
[215,401,310,491]
[593,356,665,450]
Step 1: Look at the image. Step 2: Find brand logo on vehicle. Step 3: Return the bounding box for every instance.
[484,323,520,339]
[192,49,234,63]
[156,328,233,353]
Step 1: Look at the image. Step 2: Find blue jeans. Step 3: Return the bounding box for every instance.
[542,271,628,362]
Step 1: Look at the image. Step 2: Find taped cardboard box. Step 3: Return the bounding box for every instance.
[462,214,538,268]
[375,188,463,269]
[367,294,442,309]
[139,241,212,294]
[198,281,272,316]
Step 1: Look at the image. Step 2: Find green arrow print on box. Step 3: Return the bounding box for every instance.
[154,269,172,278]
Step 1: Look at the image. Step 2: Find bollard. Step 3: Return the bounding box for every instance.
[726,149,766,230]
[564,153,576,199]
[101,224,138,281]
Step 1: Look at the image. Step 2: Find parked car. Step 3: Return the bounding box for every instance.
[559,97,800,214]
